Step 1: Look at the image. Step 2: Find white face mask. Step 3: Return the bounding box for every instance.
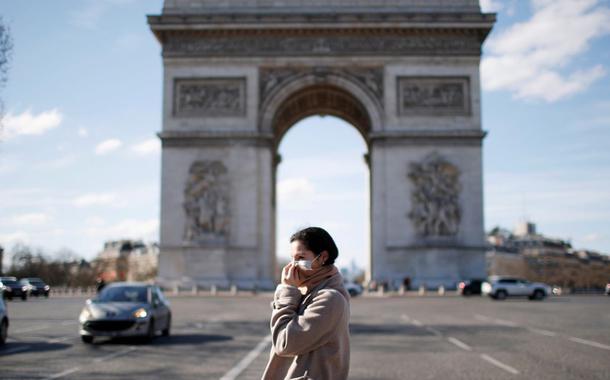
[293,255,320,271]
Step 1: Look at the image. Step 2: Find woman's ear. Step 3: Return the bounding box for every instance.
[320,250,329,265]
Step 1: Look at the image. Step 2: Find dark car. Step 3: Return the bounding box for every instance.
[0,277,28,301]
[0,296,8,345]
[457,279,484,296]
[20,278,50,297]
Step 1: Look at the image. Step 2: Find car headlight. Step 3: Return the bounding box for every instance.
[133,308,148,319]
[22,286,28,291]
[44,285,50,290]
[79,308,92,323]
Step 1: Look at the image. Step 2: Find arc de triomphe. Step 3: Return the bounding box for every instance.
[148,0,495,289]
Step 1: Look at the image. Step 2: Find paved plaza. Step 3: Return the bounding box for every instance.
[1,294,609,379]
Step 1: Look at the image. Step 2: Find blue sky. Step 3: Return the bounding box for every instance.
[0,0,609,270]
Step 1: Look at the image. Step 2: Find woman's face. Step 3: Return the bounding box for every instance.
[290,240,327,269]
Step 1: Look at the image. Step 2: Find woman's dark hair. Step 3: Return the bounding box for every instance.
[290,226,338,266]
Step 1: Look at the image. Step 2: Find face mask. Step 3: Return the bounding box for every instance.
[293,255,320,271]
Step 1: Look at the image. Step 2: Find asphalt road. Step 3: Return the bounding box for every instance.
[1,294,609,379]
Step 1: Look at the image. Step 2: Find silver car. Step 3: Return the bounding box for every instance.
[79,282,171,344]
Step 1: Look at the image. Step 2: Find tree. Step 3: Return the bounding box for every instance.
[0,16,13,125]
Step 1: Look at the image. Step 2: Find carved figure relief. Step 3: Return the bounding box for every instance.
[183,161,230,242]
[407,153,461,237]
[398,77,470,116]
[259,66,383,109]
[174,78,246,117]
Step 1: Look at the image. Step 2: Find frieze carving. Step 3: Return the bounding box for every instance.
[164,33,481,58]
[183,160,230,243]
[407,152,461,237]
[260,66,383,109]
[398,77,470,116]
[174,78,246,117]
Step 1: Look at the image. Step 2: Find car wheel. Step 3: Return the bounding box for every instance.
[532,289,545,301]
[0,319,8,345]
[44,293,49,298]
[145,319,155,342]
[81,335,94,344]
[162,315,171,337]
[21,294,27,301]
[463,289,472,296]
[495,290,507,300]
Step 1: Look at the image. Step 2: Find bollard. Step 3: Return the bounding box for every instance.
[438,285,445,296]
[418,285,426,296]
[230,284,238,295]
[399,284,405,296]
[192,284,198,295]
[377,284,384,297]
[210,284,217,296]
[173,283,179,296]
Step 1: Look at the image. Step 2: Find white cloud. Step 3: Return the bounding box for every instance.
[482,0,610,102]
[11,213,50,226]
[95,138,122,155]
[1,109,62,140]
[131,138,161,156]
[73,193,117,207]
[277,178,316,202]
[0,231,29,245]
[78,127,88,137]
[480,0,503,12]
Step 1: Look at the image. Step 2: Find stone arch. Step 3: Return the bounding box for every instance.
[260,72,383,147]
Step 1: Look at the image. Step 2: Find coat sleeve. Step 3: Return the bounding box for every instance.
[270,284,345,357]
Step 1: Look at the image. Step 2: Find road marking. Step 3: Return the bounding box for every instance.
[400,314,410,322]
[474,314,492,322]
[447,337,472,351]
[528,327,557,337]
[13,324,51,334]
[219,335,272,380]
[94,346,137,363]
[47,336,73,344]
[0,345,31,355]
[568,337,610,351]
[425,326,442,337]
[493,318,518,327]
[44,367,80,379]
[60,320,76,326]
[411,319,423,327]
[480,354,520,375]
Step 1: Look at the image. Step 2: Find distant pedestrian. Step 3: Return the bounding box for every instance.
[96,277,106,293]
[262,227,350,380]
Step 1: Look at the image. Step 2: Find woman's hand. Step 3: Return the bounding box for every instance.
[281,262,302,287]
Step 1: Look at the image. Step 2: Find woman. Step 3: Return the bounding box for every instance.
[262,227,350,380]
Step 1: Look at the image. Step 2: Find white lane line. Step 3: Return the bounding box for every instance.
[568,337,610,351]
[0,345,32,355]
[474,314,492,322]
[12,324,51,334]
[480,354,520,375]
[528,327,557,337]
[44,367,81,380]
[400,314,410,322]
[60,320,76,326]
[219,334,272,380]
[47,336,73,344]
[425,326,443,337]
[94,346,137,363]
[447,337,472,351]
[411,319,424,327]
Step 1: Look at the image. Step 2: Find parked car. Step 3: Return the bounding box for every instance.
[605,283,610,296]
[19,278,50,297]
[0,277,28,301]
[0,296,8,345]
[482,276,552,301]
[457,279,484,296]
[79,282,171,344]
[344,281,363,297]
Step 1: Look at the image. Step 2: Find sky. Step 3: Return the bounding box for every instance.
[0,0,609,271]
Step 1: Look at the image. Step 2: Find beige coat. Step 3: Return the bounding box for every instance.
[261,272,351,380]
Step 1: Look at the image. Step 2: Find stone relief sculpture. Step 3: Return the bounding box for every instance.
[183,161,230,242]
[398,77,470,116]
[407,153,461,237]
[174,78,246,117]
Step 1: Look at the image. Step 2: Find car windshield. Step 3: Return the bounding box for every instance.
[3,280,17,285]
[97,286,148,303]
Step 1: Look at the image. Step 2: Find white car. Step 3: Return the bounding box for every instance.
[482,276,552,301]
[0,296,8,345]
